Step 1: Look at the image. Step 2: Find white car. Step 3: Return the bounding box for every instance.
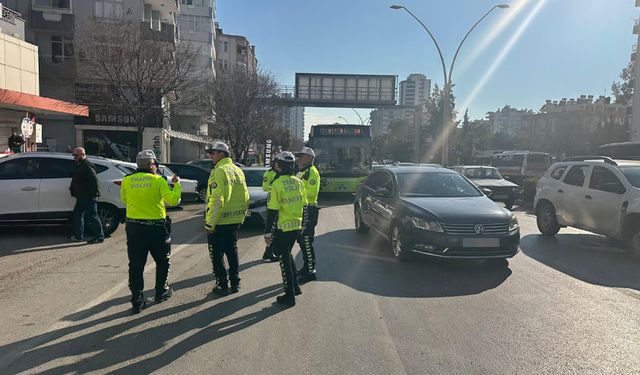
[114,162,199,203]
[241,167,269,224]
[0,152,127,236]
[534,156,640,257]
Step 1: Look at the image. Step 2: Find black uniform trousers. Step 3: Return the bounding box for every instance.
[273,229,301,296]
[297,205,319,273]
[125,220,171,305]
[207,224,241,287]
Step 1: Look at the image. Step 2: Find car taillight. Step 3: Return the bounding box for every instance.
[114,180,122,186]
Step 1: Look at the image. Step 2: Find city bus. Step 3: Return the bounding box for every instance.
[308,124,372,193]
[598,141,640,159]
[473,150,551,178]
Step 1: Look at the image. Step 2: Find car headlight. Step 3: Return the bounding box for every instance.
[509,214,519,231]
[410,217,443,232]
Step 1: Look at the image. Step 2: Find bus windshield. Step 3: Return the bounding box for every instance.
[312,137,371,177]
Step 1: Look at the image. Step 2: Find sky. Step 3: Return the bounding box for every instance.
[216,0,637,136]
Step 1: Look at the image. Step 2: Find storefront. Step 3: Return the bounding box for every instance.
[0,89,88,154]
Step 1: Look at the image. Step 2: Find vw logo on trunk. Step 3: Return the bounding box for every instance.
[474,224,484,234]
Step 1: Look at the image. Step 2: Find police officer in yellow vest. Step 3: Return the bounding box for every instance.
[264,151,306,307]
[120,150,181,314]
[295,147,321,284]
[205,142,250,296]
[261,159,278,262]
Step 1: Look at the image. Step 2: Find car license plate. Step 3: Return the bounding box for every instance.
[246,210,252,217]
[462,238,499,248]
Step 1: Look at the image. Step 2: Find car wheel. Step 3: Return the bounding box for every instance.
[354,205,369,234]
[391,223,410,261]
[625,226,640,260]
[98,204,120,237]
[536,202,560,236]
[197,188,207,202]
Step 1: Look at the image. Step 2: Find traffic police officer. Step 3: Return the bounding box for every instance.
[205,142,250,296]
[294,147,321,283]
[120,150,181,314]
[261,159,278,262]
[264,151,306,306]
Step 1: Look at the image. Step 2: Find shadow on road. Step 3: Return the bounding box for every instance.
[2,283,284,374]
[309,229,512,298]
[520,233,640,291]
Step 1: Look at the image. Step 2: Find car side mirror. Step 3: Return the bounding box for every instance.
[481,188,493,197]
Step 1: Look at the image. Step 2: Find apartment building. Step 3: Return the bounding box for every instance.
[486,105,532,137]
[399,73,430,107]
[214,23,257,78]
[0,2,87,153]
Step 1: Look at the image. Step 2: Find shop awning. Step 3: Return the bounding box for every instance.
[0,89,88,117]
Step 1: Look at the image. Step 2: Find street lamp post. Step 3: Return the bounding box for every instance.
[391,4,509,165]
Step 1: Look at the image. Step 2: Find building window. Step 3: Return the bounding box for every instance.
[51,35,73,63]
[181,0,206,5]
[223,41,228,52]
[94,0,123,19]
[34,0,71,10]
[177,15,211,33]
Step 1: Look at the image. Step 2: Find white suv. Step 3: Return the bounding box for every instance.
[534,157,640,257]
[0,152,127,236]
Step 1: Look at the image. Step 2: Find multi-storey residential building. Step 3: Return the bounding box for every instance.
[486,105,532,137]
[521,95,631,155]
[369,107,429,138]
[214,23,257,78]
[399,73,430,107]
[631,7,640,140]
[173,0,217,161]
[0,2,87,153]
[277,105,304,141]
[6,0,212,161]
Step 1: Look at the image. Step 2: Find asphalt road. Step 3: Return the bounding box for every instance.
[0,200,639,374]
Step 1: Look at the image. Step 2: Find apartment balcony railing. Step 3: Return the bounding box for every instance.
[141,21,176,44]
[0,3,25,40]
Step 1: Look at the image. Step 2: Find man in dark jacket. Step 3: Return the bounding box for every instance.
[8,130,24,153]
[70,147,104,244]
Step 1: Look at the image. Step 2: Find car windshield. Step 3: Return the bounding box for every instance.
[465,168,502,179]
[243,169,266,187]
[397,172,482,197]
[620,166,640,188]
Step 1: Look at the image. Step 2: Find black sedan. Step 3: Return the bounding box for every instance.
[354,166,520,261]
[164,163,211,202]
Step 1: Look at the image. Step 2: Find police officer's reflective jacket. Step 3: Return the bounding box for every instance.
[205,157,250,231]
[265,174,307,234]
[120,170,181,220]
[262,168,277,192]
[297,165,320,206]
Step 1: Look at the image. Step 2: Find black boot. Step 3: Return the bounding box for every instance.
[276,294,295,307]
[294,286,302,296]
[155,288,173,303]
[298,270,317,284]
[212,283,229,297]
[131,292,147,314]
[230,281,241,294]
[262,250,278,262]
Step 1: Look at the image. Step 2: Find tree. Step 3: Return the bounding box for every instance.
[75,20,204,149]
[611,62,634,105]
[202,69,280,159]
[372,120,413,161]
[423,84,457,163]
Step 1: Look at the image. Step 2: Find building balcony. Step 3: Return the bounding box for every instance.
[0,3,25,40]
[634,18,640,34]
[29,9,74,32]
[144,0,178,21]
[141,21,176,44]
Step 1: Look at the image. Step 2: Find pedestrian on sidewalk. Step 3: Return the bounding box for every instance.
[264,151,306,307]
[205,142,250,296]
[121,150,181,314]
[8,130,24,153]
[69,147,104,244]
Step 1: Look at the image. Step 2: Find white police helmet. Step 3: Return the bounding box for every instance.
[205,141,230,154]
[275,151,295,163]
[136,149,157,162]
[295,146,316,158]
